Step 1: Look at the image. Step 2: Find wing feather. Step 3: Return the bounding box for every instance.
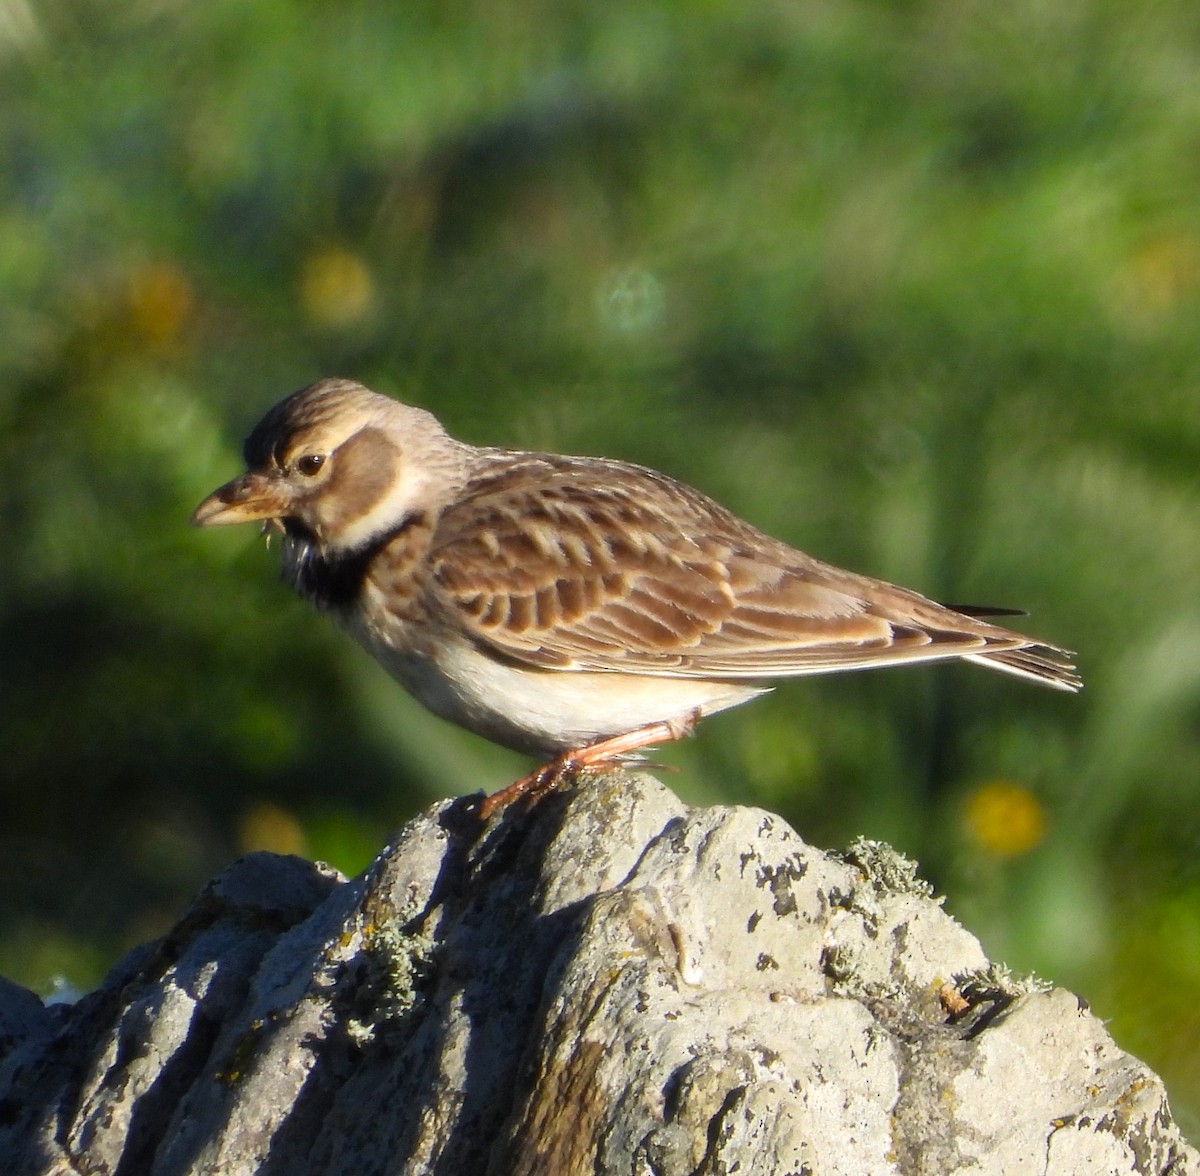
[427,453,1080,690]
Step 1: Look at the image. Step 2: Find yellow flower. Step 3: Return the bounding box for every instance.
[299,246,374,327]
[127,261,194,346]
[963,780,1046,858]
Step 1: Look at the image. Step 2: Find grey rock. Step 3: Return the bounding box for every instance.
[0,773,1194,1175]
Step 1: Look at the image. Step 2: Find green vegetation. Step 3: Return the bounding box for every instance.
[1,0,1198,1132]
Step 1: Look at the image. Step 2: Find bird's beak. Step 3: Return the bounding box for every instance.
[191,472,292,528]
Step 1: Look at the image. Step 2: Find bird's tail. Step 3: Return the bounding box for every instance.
[965,644,1082,692]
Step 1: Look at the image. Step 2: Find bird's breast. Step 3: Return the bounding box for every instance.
[283,511,434,615]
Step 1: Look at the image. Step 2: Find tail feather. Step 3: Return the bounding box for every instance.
[965,644,1081,692]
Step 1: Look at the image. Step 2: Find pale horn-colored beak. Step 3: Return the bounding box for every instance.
[191,471,292,527]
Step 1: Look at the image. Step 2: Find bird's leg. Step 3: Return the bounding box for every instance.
[475,709,702,821]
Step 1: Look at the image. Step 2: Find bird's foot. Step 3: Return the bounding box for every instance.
[474,709,702,821]
[474,755,574,821]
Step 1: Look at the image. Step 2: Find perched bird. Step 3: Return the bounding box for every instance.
[193,378,1080,817]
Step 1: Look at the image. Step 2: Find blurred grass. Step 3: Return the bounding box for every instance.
[0,0,1198,1136]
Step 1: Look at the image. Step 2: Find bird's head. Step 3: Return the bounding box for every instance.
[192,378,468,554]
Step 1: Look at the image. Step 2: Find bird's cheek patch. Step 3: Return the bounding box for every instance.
[323,427,399,532]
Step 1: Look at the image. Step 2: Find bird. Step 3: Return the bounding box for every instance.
[192,377,1080,818]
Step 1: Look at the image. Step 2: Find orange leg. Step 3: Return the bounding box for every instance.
[475,709,702,821]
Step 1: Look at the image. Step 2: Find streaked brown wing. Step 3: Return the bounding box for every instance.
[428,453,1077,687]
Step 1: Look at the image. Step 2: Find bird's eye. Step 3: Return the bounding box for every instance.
[296,454,326,477]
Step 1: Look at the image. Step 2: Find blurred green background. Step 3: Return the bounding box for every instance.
[2,0,1198,1134]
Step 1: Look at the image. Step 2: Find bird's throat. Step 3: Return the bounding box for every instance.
[284,511,431,613]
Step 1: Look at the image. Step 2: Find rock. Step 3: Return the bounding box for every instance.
[0,772,1194,1175]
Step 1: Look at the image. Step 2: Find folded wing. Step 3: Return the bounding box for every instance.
[428,454,1080,691]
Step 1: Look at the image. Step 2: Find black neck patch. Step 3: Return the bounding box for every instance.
[288,512,429,612]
